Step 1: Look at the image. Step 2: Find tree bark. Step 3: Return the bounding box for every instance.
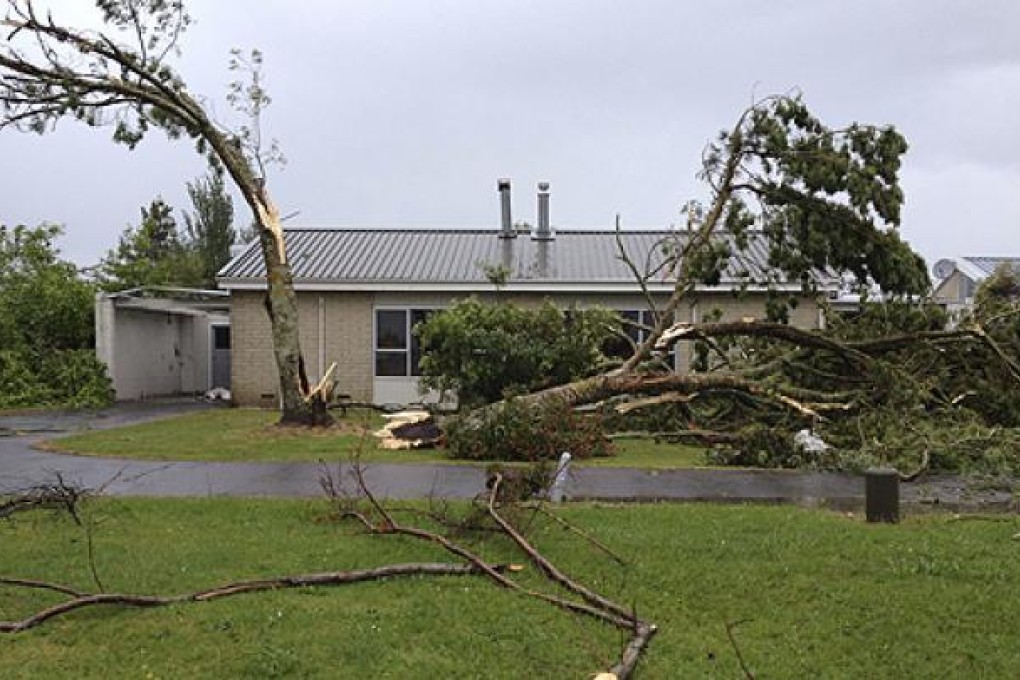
[200,117,331,427]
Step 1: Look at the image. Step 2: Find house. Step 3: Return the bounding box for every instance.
[95,287,231,400]
[932,257,1020,318]
[217,182,838,407]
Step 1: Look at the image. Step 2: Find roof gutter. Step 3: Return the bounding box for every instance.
[217,279,837,295]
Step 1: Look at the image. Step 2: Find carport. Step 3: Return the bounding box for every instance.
[94,287,231,400]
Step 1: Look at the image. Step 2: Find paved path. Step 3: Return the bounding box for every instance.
[1,401,1014,510]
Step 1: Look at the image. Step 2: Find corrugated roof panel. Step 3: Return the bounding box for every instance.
[217,228,839,288]
[964,257,1020,279]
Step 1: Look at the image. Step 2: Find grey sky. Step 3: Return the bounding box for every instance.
[2,1,1018,270]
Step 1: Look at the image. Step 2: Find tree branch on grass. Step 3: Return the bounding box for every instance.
[0,562,510,634]
[724,618,756,680]
[323,461,657,678]
[0,477,85,523]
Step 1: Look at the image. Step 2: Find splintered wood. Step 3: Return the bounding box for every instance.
[373,410,441,450]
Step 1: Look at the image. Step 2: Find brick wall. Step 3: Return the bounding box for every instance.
[230,288,823,406]
[229,291,279,406]
[230,290,376,406]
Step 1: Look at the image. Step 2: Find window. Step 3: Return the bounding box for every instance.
[212,326,231,350]
[604,309,675,368]
[374,308,437,377]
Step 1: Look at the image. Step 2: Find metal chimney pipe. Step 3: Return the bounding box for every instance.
[497,178,514,239]
[535,181,552,240]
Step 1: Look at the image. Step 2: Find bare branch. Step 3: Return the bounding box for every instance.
[657,320,874,370]
[0,478,85,522]
[0,562,500,634]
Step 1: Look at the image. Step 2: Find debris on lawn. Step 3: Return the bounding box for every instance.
[374,410,441,449]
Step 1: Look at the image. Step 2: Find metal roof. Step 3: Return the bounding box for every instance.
[218,228,837,291]
[961,257,1020,279]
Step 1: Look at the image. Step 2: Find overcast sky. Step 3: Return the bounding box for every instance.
[2,1,1018,271]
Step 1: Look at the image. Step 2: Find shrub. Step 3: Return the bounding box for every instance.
[444,396,614,462]
[36,349,114,408]
[0,349,113,409]
[0,350,50,408]
[416,297,617,409]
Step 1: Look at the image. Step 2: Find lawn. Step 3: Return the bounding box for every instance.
[2,499,1018,678]
[42,408,709,468]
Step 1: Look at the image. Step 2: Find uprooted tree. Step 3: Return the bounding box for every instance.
[441,96,1020,476]
[525,94,930,405]
[0,0,328,425]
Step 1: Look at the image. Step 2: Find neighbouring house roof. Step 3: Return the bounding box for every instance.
[217,228,839,294]
[934,257,1020,284]
[958,257,1020,280]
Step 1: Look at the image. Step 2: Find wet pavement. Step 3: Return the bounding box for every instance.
[1,401,1016,510]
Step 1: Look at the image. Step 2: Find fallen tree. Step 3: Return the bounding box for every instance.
[433,96,1020,477]
[515,94,929,407]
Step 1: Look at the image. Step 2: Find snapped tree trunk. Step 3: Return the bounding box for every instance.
[210,142,332,427]
[250,190,331,427]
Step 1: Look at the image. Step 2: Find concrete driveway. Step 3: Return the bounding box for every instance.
[1,400,1013,509]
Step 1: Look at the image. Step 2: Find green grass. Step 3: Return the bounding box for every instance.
[43,408,710,468]
[2,499,1019,678]
[40,408,413,464]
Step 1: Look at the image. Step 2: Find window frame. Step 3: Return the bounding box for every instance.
[373,307,442,378]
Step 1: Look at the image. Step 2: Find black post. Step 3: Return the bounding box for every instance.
[864,468,900,523]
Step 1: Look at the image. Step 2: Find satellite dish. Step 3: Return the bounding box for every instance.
[932,259,957,280]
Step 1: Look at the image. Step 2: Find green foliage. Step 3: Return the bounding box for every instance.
[183,170,237,287]
[416,297,618,408]
[601,400,694,435]
[444,397,614,462]
[696,292,1020,476]
[826,299,948,341]
[948,267,1020,427]
[705,424,813,469]
[821,408,1020,476]
[227,48,286,172]
[0,350,48,407]
[0,349,114,410]
[700,95,930,308]
[3,2,197,152]
[35,350,116,409]
[100,182,239,291]
[0,224,95,351]
[0,224,112,409]
[99,198,199,291]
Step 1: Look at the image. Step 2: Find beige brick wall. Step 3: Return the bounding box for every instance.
[230,288,823,406]
[230,291,280,407]
[230,290,376,406]
[323,293,374,403]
